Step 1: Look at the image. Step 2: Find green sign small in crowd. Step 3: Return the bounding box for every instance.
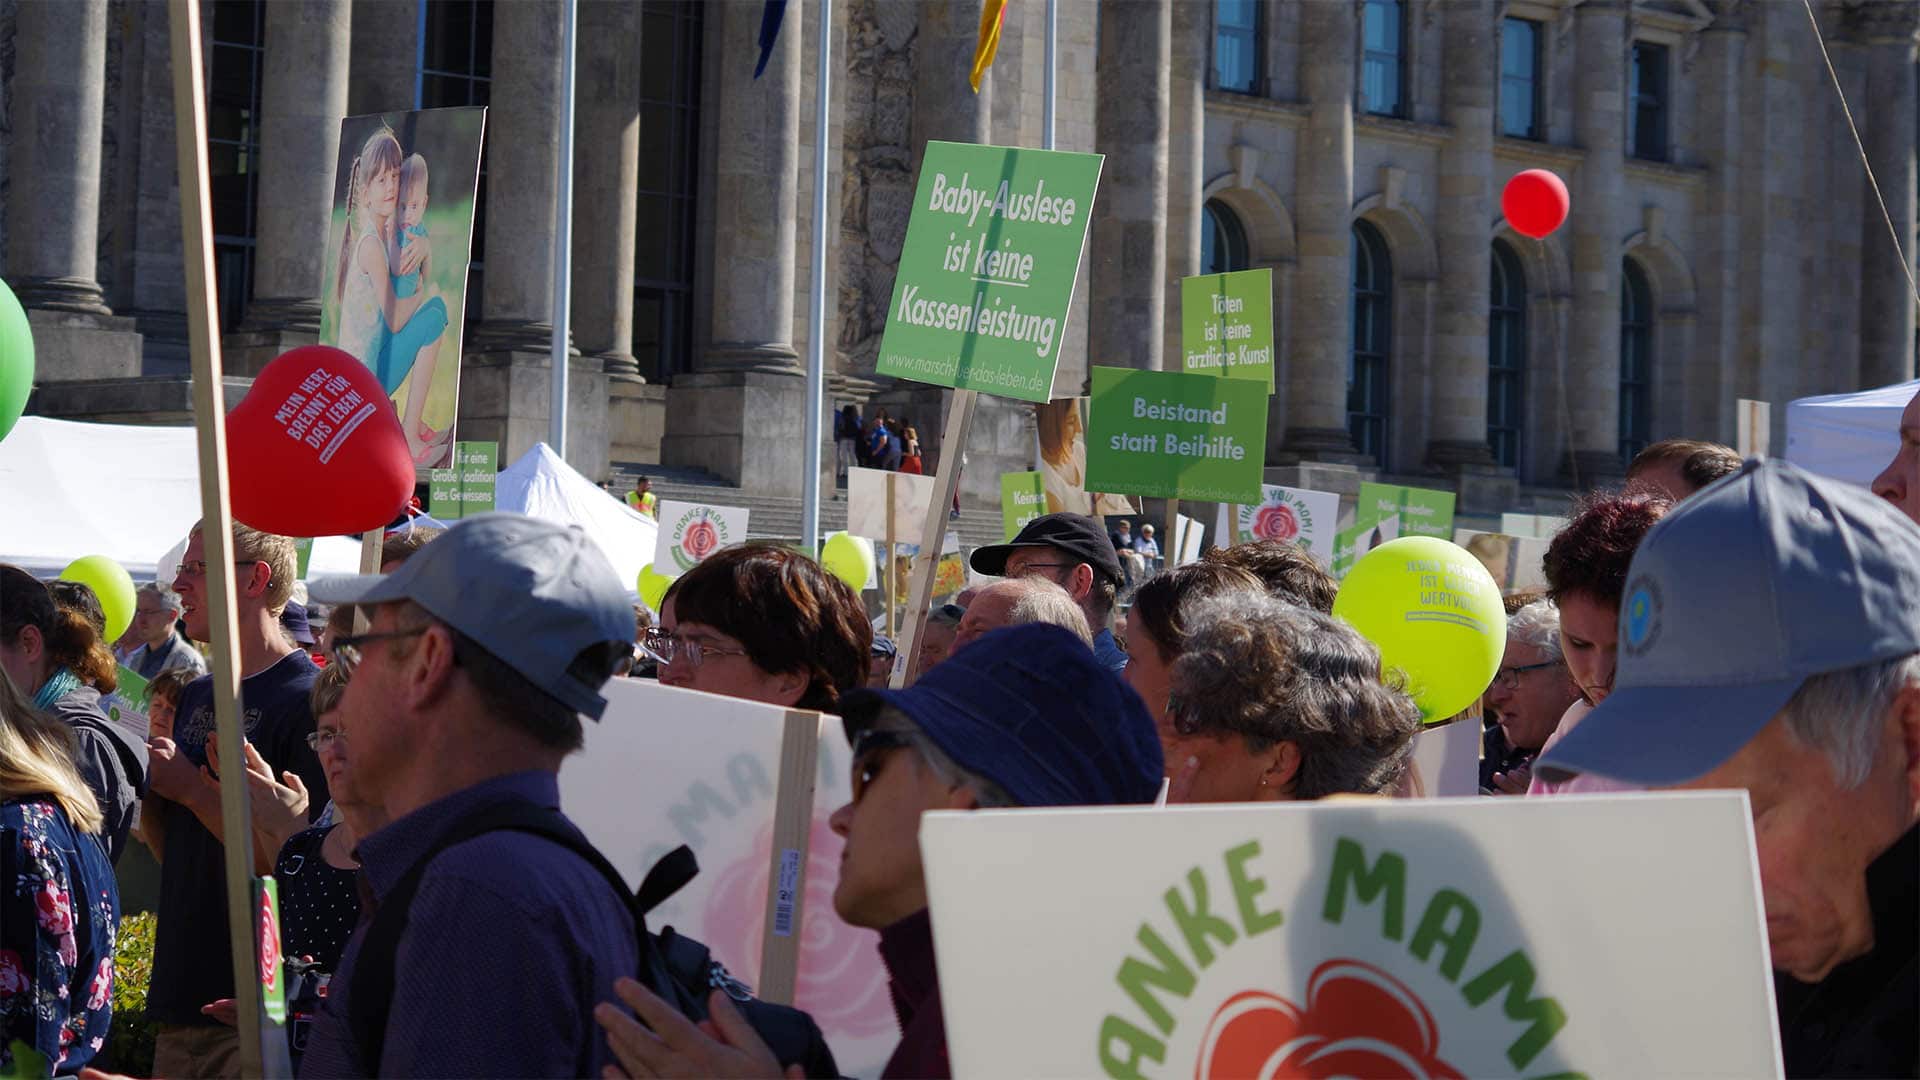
[1000,471,1047,540]
[1180,268,1275,390]
[1357,481,1456,540]
[1083,366,1266,504]
[432,441,498,520]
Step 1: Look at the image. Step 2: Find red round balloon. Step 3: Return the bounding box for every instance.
[1501,169,1570,239]
[226,345,414,537]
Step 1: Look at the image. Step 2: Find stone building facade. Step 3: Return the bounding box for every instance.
[13,0,1917,512]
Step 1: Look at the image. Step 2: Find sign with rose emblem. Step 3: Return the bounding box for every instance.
[1233,484,1339,564]
[654,500,750,574]
[921,793,1780,1078]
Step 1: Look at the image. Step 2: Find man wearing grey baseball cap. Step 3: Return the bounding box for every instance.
[296,513,640,1078]
[1539,459,1917,1078]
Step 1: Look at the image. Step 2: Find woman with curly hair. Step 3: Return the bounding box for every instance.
[652,543,872,713]
[1529,490,1672,795]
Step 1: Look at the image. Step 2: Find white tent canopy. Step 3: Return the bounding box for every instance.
[1784,378,1918,486]
[494,441,657,589]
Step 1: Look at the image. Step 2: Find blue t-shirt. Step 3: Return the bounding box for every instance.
[147,651,327,1025]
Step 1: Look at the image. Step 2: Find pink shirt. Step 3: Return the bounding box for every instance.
[1527,699,1640,795]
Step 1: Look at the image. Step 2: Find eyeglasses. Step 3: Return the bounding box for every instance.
[642,627,748,669]
[1492,660,1561,690]
[1006,561,1075,580]
[328,628,428,674]
[177,559,264,579]
[305,729,346,752]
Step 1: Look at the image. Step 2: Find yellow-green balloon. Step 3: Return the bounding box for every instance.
[820,531,874,593]
[60,555,136,643]
[1332,535,1506,724]
[636,564,674,612]
[0,277,30,445]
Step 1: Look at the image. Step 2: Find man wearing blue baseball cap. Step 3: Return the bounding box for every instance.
[595,623,1164,1079]
[296,513,641,1078]
[1539,459,1918,1078]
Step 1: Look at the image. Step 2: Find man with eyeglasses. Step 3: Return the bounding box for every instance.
[298,513,638,1078]
[592,623,1163,1079]
[145,523,328,1079]
[969,512,1130,673]
[125,582,208,680]
[1480,598,1581,796]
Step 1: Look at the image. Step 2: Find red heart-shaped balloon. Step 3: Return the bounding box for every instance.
[226,345,413,537]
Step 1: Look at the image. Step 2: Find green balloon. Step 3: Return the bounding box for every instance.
[636,563,674,612]
[1332,535,1507,724]
[821,531,875,593]
[0,278,32,444]
[60,555,137,643]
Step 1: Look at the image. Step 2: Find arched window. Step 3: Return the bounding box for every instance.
[1620,258,1654,461]
[634,0,707,381]
[1349,220,1393,463]
[1201,200,1250,275]
[1487,241,1527,469]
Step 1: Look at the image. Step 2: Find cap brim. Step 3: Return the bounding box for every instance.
[1536,675,1803,786]
[969,541,1044,577]
[305,572,411,607]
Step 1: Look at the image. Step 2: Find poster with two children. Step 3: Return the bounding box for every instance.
[319,108,487,472]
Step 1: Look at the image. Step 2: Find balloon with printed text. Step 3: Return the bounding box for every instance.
[1332,536,1506,724]
[1501,169,1570,239]
[226,346,413,537]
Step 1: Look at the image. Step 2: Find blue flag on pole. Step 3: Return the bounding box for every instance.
[754,1,788,79]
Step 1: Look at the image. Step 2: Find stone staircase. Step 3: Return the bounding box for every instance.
[607,462,1010,549]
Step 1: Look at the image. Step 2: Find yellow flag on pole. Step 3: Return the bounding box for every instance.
[970,0,1009,94]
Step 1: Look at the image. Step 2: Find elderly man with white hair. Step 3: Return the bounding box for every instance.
[950,576,1092,654]
[1480,599,1581,795]
[124,581,207,680]
[1541,459,1919,1077]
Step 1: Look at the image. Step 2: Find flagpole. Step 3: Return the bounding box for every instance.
[802,0,832,553]
[550,0,578,456]
[1044,0,1057,150]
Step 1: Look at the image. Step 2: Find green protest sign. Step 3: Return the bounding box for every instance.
[292,537,315,580]
[430,469,460,519]
[1083,366,1266,504]
[876,141,1103,402]
[1180,268,1274,390]
[1001,471,1047,540]
[1357,481,1456,540]
[455,441,497,516]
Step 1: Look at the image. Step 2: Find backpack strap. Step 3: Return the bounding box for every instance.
[635,844,698,916]
[346,800,672,1073]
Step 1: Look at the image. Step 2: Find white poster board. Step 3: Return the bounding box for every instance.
[922,794,1779,1079]
[1404,719,1483,797]
[1498,512,1565,541]
[561,679,896,1075]
[848,466,937,541]
[1454,529,1550,594]
[653,500,751,575]
[1232,485,1340,563]
[1173,513,1206,567]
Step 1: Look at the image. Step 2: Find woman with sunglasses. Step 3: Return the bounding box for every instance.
[648,543,872,712]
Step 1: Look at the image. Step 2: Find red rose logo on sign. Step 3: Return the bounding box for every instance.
[1252,502,1301,543]
[1197,959,1463,1080]
[684,518,720,561]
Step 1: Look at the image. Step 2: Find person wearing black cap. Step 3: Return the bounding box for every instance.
[867,634,898,688]
[969,512,1130,673]
[595,623,1165,1079]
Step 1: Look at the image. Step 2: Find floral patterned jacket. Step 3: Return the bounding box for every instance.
[1,799,119,1076]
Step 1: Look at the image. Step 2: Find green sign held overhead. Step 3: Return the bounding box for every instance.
[876,141,1104,402]
[1180,268,1275,390]
[1001,471,1047,540]
[432,441,498,520]
[1083,366,1266,504]
[1357,481,1456,540]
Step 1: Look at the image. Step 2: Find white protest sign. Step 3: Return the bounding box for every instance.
[922,793,1779,1079]
[653,500,750,575]
[1404,719,1483,797]
[848,466,936,542]
[1499,512,1566,541]
[1173,513,1205,567]
[560,679,897,1076]
[1234,484,1340,563]
[1456,529,1550,593]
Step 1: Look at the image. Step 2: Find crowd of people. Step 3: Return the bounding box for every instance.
[836,405,923,482]
[2,413,1917,1077]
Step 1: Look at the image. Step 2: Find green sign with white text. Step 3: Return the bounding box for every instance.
[1357,482,1456,540]
[876,141,1104,402]
[432,441,497,520]
[1084,366,1266,504]
[1180,268,1274,390]
[1001,471,1047,540]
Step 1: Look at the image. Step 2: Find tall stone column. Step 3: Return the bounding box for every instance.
[6,0,142,379]
[661,0,806,490]
[1283,0,1358,457]
[233,0,352,373]
[463,0,609,478]
[1162,0,1207,368]
[1427,1,1497,469]
[1566,0,1628,482]
[1693,3,1745,441]
[1088,0,1171,372]
[1856,2,1920,387]
[913,0,992,148]
[573,0,642,380]
[348,0,421,114]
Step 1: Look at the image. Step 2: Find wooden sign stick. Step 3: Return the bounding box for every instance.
[756,711,822,1004]
[166,2,267,1073]
[890,389,977,688]
[1163,498,1180,569]
[884,472,897,638]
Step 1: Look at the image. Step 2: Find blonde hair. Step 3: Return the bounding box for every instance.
[0,669,106,834]
[311,661,350,719]
[191,521,300,615]
[332,125,405,307]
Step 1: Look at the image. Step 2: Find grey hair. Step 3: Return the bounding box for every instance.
[1169,591,1421,798]
[991,577,1094,645]
[1506,599,1563,662]
[1780,652,1920,789]
[138,581,185,615]
[871,706,1018,808]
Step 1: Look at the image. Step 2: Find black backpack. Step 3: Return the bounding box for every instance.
[346,800,840,1077]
